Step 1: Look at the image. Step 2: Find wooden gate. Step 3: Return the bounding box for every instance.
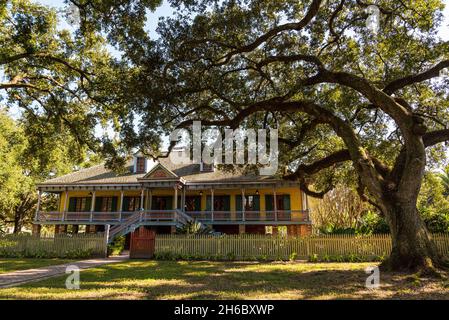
[130,227,156,259]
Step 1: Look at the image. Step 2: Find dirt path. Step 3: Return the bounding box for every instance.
[0,254,129,288]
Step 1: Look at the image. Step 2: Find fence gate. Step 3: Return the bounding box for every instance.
[130,227,156,259]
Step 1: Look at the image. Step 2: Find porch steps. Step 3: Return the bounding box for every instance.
[107,209,195,243]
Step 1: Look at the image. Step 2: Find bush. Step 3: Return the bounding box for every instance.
[421,208,449,233]
[107,235,126,256]
[307,253,385,263]
[0,248,93,259]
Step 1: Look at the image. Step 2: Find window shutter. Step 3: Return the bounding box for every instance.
[235,195,242,211]
[283,195,291,210]
[85,197,92,212]
[223,196,230,211]
[194,196,201,211]
[111,197,118,212]
[122,197,130,211]
[68,198,76,212]
[265,195,273,211]
[254,195,260,211]
[206,196,211,211]
[94,197,102,212]
[165,196,173,210]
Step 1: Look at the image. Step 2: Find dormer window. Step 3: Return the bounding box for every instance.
[136,157,146,173]
[200,162,214,172]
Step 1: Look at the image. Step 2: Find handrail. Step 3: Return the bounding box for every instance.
[37,209,310,224]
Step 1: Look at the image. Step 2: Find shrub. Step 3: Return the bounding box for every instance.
[307,253,385,263]
[108,235,126,256]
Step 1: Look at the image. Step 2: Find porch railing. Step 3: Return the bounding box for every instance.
[36,209,310,224]
[37,210,178,223]
[184,210,309,223]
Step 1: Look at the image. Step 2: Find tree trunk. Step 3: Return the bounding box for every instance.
[13,212,22,234]
[382,201,444,272]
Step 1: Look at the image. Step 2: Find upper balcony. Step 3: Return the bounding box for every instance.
[35,209,311,225]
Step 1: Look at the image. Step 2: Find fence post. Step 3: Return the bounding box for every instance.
[104,225,110,257]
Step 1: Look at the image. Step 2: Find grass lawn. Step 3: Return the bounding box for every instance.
[0,260,448,299]
[0,258,73,274]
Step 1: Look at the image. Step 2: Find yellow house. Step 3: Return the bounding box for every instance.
[34,152,312,239]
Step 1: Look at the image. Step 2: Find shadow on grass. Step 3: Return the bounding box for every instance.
[2,260,448,300]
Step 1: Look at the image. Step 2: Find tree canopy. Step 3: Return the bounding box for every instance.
[1,0,449,270]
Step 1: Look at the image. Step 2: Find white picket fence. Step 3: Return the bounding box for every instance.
[0,233,107,258]
[155,233,449,260]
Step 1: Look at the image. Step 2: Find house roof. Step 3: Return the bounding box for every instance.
[39,157,286,187]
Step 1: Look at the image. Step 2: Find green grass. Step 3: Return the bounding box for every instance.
[0,260,448,299]
[0,258,73,274]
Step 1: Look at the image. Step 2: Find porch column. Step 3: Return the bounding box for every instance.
[145,189,149,210]
[90,190,96,222]
[211,188,214,222]
[182,187,186,212]
[119,190,124,221]
[273,187,278,221]
[241,188,245,222]
[34,189,42,221]
[140,189,145,210]
[63,189,69,221]
[174,186,178,210]
[149,189,153,210]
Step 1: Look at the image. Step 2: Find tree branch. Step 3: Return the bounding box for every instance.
[383,60,449,95]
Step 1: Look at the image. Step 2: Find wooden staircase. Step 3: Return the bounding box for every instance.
[107,209,194,243]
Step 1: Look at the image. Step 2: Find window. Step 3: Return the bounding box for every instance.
[102,197,113,212]
[236,195,260,211]
[75,198,87,212]
[206,195,230,211]
[94,197,118,212]
[136,157,146,173]
[123,196,141,211]
[265,194,291,211]
[201,162,214,172]
[68,197,91,212]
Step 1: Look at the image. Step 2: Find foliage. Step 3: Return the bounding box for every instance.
[312,184,371,231]
[0,248,93,259]
[175,220,214,234]
[107,235,125,256]
[308,253,386,263]
[418,171,449,233]
[0,110,96,232]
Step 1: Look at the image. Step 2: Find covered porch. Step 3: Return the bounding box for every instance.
[34,180,311,233]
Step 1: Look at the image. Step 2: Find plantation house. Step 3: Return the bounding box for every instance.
[33,151,311,240]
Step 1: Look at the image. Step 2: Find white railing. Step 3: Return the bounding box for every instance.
[37,210,178,223]
[185,210,309,222]
[36,210,310,224]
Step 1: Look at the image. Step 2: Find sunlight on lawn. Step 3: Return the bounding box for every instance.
[0,260,448,300]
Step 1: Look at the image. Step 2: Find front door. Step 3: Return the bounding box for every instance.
[185,196,201,212]
[151,196,173,210]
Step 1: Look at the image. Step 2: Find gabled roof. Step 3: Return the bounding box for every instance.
[140,162,178,180]
[39,156,288,187]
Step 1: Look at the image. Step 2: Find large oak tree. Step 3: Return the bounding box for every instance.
[70,0,449,272]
